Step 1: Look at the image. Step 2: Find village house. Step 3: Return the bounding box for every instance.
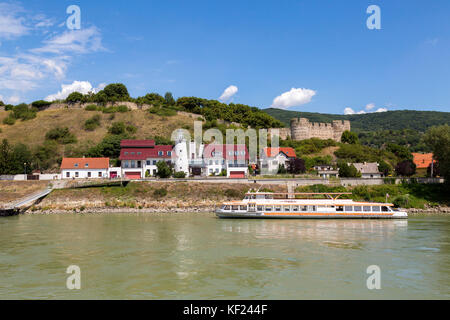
[119,140,173,179]
[61,157,110,179]
[412,153,436,176]
[314,165,339,178]
[350,162,382,178]
[203,144,249,178]
[259,147,296,174]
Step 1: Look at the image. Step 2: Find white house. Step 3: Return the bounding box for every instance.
[350,162,382,178]
[259,147,296,175]
[61,158,109,179]
[203,144,249,178]
[314,165,339,178]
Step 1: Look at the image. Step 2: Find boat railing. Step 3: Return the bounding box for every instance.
[245,192,352,200]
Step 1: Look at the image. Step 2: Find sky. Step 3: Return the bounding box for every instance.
[0,0,449,114]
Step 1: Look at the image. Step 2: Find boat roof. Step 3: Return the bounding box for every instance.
[226,199,394,206]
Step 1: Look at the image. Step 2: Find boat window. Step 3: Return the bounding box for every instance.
[239,205,247,211]
[292,206,299,211]
[244,196,249,200]
[354,206,362,211]
[382,206,389,212]
[265,195,273,199]
[257,205,264,211]
[372,206,381,212]
[301,205,308,212]
[309,206,316,211]
[363,206,371,212]
[232,205,239,211]
[318,205,325,209]
[344,206,353,211]
[284,206,290,212]
[275,206,281,212]
[265,206,272,211]
[336,206,343,212]
[224,205,230,210]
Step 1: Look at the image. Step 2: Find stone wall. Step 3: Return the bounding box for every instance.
[290,118,350,142]
[268,128,291,140]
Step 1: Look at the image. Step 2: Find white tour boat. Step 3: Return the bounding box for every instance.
[215,192,408,219]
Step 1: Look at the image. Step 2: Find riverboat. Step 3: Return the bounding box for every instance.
[215,192,408,219]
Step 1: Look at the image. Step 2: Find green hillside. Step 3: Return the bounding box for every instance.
[264,108,450,132]
[264,108,450,152]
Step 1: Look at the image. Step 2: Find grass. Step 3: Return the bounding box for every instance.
[0,108,200,149]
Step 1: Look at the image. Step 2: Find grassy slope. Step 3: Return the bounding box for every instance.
[0,109,198,149]
[264,108,450,133]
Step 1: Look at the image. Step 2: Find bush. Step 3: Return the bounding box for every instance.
[66,92,84,103]
[108,122,126,135]
[156,161,172,178]
[395,160,416,177]
[153,188,168,198]
[85,104,98,111]
[224,189,242,198]
[84,115,101,131]
[31,100,52,110]
[3,115,16,125]
[45,127,77,144]
[173,171,186,178]
[11,104,37,121]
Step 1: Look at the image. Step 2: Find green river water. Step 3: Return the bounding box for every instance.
[0,213,449,299]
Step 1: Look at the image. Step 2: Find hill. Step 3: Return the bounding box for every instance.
[264,108,450,151]
[263,108,450,132]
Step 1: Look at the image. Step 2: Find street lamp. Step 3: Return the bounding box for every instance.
[24,162,27,180]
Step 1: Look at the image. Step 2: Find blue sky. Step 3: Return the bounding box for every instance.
[0,0,449,114]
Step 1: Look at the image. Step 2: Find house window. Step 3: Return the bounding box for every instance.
[158,151,163,156]
[124,160,129,168]
[88,172,91,178]
[75,172,79,177]
[131,152,135,155]
[74,163,78,167]
[137,152,142,155]
[209,160,213,165]
[146,160,150,165]
[98,172,102,177]
[215,160,219,165]
[124,152,128,155]
[167,151,172,156]
[85,164,89,168]
[66,172,70,178]
[153,160,157,165]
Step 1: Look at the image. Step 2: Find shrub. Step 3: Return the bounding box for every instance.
[395,160,416,177]
[85,104,98,111]
[12,104,37,121]
[153,188,168,198]
[224,189,242,198]
[117,105,129,112]
[156,161,172,178]
[31,100,52,110]
[126,124,137,134]
[45,127,77,144]
[84,115,101,131]
[3,115,16,125]
[66,92,84,103]
[108,122,126,135]
[173,171,186,178]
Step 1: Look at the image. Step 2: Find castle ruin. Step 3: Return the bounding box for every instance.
[269,118,351,142]
[290,118,350,142]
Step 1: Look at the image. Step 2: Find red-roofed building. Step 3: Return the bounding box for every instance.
[61,158,110,179]
[119,140,173,179]
[412,153,435,169]
[202,144,249,178]
[259,147,297,174]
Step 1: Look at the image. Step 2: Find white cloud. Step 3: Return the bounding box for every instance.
[219,85,238,102]
[271,88,316,109]
[8,95,20,104]
[344,104,388,115]
[32,27,104,55]
[44,81,104,101]
[0,3,28,40]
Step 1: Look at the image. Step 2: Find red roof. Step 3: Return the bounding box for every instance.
[412,153,435,169]
[120,145,173,160]
[203,144,249,160]
[263,147,296,158]
[61,158,109,170]
[120,140,155,148]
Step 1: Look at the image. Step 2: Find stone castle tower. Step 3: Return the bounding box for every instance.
[290,118,351,142]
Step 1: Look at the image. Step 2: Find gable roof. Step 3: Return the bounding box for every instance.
[61,158,109,170]
[350,162,380,174]
[263,147,296,158]
[412,153,435,169]
[120,145,173,160]
[120,140,155,148]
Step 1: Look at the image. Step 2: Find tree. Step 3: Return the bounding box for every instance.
[338,162,360,178]
[103,83,130,101]
[156,161,172,178]
[66,92,84,104]
[378,160,392,177]
[287,158,306,174]
[386,143,412,161]
[0,139,13,174]
[164,92,175,106]
[395,160,416,177]
[0,100,4,106]
[45,127,77,144]
[424,124,450,182]
[277,164,287,174]
[108,122,126,135]
[341,130,359,144]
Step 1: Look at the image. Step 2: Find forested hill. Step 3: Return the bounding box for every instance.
[264,108,450,133]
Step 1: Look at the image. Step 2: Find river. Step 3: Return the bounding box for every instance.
[0,213,448,299]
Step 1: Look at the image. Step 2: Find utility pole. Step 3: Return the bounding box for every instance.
[24,162,27,181]
[430,156,434,178]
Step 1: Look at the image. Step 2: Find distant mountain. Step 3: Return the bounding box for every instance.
[263,108,450,133]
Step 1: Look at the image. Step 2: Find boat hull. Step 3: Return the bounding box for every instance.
[215,210,408,219]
